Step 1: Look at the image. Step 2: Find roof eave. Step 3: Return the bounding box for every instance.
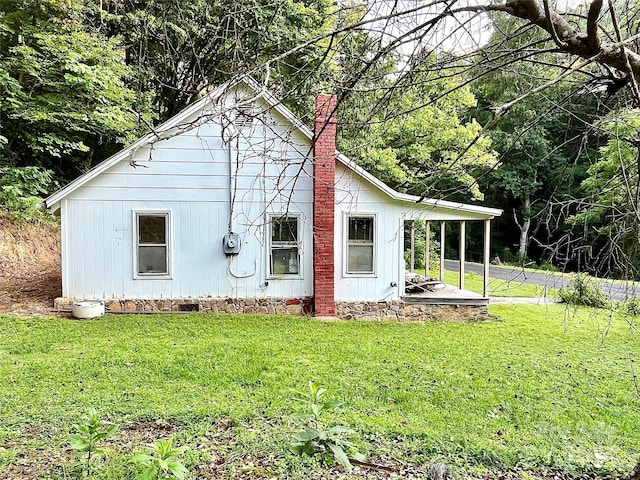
[45,77,247,212]
[335,153,502,219]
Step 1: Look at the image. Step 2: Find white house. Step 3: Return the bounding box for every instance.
[46,77,502,320]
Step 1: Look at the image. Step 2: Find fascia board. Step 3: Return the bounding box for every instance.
[336,154,503,219]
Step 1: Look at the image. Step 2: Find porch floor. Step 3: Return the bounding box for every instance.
[402,283,489,306]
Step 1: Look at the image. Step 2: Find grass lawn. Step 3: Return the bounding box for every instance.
[419,268,553,298]
[1,307,639,479]
[445,270,552,297]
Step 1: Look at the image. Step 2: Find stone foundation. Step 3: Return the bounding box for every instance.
[54,297,487,322]
[335,300,488,322]
[55,297,313,316]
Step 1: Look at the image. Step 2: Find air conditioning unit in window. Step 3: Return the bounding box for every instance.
[223,232,241,255]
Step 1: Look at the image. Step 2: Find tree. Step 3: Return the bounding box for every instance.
[90,0,337,119]
[568,109,640,278]
[470,13,604,260]
[339,61,496,200]
[0,0,152,178]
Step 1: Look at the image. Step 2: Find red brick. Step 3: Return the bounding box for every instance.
[313,94,337,317]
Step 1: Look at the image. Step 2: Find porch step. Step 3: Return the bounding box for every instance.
[401,295,489,307]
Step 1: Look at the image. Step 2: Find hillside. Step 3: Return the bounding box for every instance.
[0,217,61,315]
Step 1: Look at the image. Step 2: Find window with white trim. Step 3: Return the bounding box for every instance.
[347,216,375,274]
[270,216,300,276]
[135,211,170,277]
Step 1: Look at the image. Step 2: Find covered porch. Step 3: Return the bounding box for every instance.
[401,205,501,308]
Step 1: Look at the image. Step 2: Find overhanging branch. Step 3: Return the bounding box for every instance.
[461,0,640,84]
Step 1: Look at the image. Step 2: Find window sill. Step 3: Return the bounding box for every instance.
[133,274,172,280]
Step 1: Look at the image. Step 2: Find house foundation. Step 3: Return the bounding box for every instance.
[54,297,487,321]
[55,297,313,315]
[335,301,488,322]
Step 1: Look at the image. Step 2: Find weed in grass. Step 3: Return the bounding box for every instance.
[289,381,365,470]
[68,407,118,478]
[426,462,451,480]
[619,296,640,316]
[131,437,189,480]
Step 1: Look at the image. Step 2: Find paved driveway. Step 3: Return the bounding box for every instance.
[444,260,640,301]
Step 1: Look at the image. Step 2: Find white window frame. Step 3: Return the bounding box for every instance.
[268,214,302,279]
[133,209,172,279]
[344,213,377,276]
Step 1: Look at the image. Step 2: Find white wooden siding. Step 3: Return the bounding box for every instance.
[334,163,405,301]
[58,81,493,303]
[61,88,314,300]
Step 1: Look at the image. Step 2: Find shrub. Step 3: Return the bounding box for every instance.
[557,274,608,308]
[619,296,640,316]
[538,261,560,272]
[0,166,58,223]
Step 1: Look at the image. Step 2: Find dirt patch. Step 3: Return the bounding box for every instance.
[0,216,61,315]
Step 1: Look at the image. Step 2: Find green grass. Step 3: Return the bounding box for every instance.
[1,309,639,478]
[419,267,554,297]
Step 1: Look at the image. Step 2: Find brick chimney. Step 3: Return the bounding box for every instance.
[313,94,337,317]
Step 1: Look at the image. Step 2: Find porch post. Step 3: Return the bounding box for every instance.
[425,221,431,277]
[459,220,466,290]
[410,221,415,273]
[439,221,445,281]
[483,219,491,298]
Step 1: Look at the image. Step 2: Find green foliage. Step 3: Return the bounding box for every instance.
[568,109,640,278]
[404,220,435,270]
[557,274,609,308]
[131,438,189,480]
[93,0,336,119]
[537,261,560,272]
[0,166,58,223]
[339,63,496,199]
[69,407,118,478]
[470,13,601,263]
[0,0,152,175]
[289,381,364,470]
[619,296,640,317]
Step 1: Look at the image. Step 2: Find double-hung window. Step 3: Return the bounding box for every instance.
[134,211,170,277]
[270,216,300,276]
[347,215,375,274]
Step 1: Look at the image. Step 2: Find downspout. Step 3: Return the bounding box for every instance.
[228,138,236,233]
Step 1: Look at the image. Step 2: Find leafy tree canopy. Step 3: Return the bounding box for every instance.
[0,0,152,177]
[568,109,640,277]
[339,64,496,200]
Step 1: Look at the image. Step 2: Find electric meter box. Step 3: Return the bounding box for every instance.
[223,233,241,255]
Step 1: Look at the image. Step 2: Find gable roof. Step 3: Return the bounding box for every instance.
[45,76,502,219]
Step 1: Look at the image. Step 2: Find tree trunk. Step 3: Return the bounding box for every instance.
[513,194,531,259]
[517,216,530,259]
